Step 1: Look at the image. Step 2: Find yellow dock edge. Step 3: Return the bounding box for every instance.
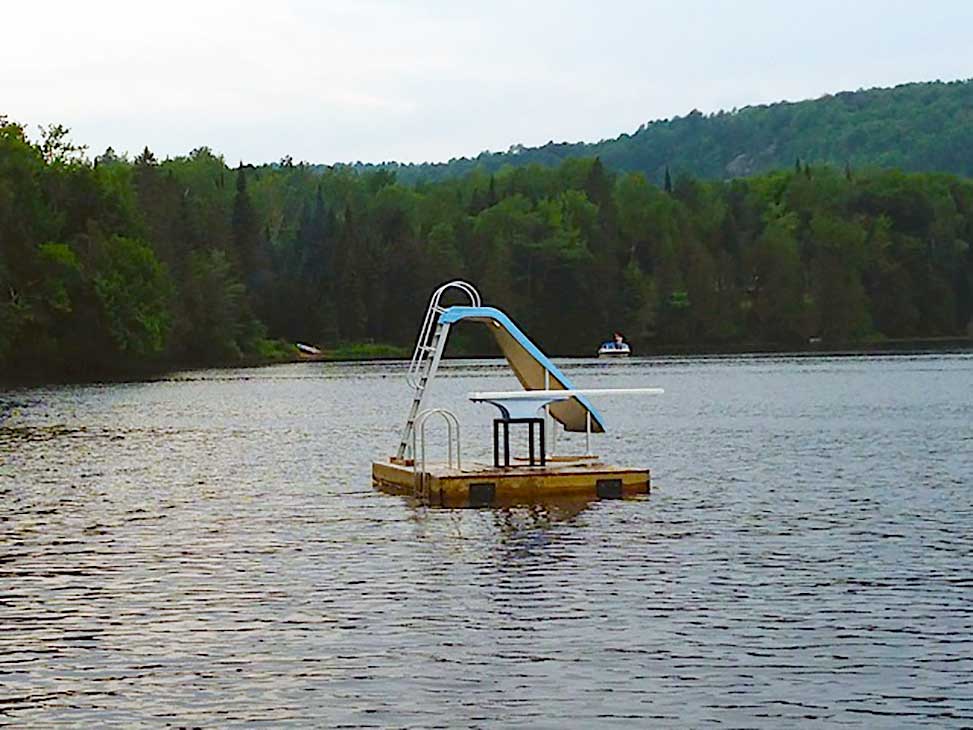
[372,459,650,508]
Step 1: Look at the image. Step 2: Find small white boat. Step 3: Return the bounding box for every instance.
[598,333,630,358]
[598,342,630,357]
[295,342,322,356]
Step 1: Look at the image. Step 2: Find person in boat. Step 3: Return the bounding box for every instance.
[599,331,629,353]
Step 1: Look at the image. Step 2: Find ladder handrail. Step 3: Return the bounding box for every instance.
[406,281,480,387]
[413,408,462,491]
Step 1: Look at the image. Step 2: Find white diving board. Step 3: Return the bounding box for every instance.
[469,388,664,420]
[469,387,664,457]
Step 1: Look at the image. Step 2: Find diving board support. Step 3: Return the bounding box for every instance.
[493,417,545,467]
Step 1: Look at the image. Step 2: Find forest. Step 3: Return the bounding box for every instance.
[353,79,973,185]
[1,115,972,380]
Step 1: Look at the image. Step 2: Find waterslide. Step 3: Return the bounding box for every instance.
[438,306,606,434]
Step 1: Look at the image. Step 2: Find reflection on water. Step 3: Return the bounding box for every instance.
[2,353,972,727]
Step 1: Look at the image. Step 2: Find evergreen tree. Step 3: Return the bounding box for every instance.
[230,166,264,310]
[487,175,497,207]
[334,205,367,340]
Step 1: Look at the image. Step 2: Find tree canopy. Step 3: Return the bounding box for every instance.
[2,116,972,381]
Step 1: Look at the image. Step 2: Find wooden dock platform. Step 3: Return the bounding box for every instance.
[372,457,650,508]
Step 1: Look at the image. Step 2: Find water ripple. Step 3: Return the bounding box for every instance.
[1,354,972,727]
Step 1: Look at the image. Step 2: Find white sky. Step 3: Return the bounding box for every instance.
[3,0,972,164]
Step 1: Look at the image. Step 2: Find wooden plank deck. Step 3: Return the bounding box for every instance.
[372,458,650,508]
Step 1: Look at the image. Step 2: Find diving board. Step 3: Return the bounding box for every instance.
[468,387,664,420]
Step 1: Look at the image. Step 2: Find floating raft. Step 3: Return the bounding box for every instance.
[374,280,661,510]
[372,457,650,508]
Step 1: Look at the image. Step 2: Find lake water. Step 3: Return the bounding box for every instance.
[2,353,972,728]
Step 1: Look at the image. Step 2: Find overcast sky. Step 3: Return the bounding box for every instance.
[3,0,972,165]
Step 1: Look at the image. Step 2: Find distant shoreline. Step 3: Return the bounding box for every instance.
[2,337,970,389]
[625,336,973,359]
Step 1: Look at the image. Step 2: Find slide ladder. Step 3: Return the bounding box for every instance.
[396,281,480,459]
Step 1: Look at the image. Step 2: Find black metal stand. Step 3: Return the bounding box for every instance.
[492,418,545,468]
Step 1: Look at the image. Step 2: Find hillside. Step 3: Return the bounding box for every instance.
[3,110,972,380]
[348,79,973,185]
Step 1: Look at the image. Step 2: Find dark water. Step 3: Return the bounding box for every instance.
[2,354,972,728]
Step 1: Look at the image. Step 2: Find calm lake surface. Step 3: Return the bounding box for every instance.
[2,353,972,728]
